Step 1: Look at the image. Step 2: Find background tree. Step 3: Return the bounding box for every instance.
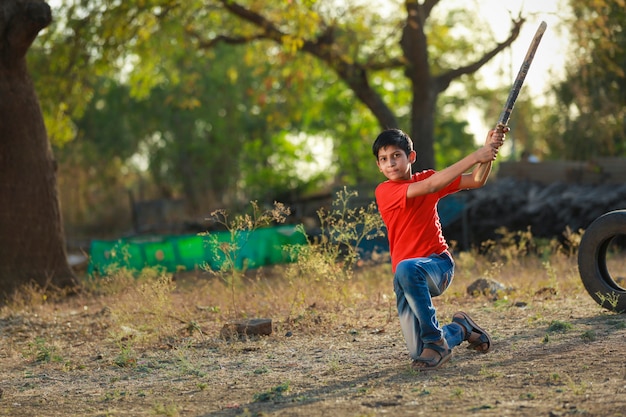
[23,1,548,241]
[36,0,525,169]
[543,0,625,160]
[0,0,75,297]
[52,44,345,236]
[210,0,524,169]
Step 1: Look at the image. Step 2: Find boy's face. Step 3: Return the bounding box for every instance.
[376,145,416,181]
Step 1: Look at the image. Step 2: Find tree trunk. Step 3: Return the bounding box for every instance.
[410,86,437,170]
[401,1,437,170]
[0,0,76,298]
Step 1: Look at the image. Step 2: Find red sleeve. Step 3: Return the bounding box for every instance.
[375,180,410,213]
[375,171,461,209]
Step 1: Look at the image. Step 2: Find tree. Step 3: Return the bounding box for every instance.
[208,0,524,169]
[544,0,625,160]
[0,0,76,298]
[60,44,340,223]
[36,1,525,171]
[32,2,349,223]
[21,1,531,240]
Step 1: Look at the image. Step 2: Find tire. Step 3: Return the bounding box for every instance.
[578,209,626,313]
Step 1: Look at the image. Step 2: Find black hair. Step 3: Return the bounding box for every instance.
[372,129,413,158]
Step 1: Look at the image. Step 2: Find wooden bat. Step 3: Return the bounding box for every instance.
[474,21,547,183]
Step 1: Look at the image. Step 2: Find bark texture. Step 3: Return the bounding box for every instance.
[0,0,76,298]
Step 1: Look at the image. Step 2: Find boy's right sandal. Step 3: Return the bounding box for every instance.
[452,311,493,353]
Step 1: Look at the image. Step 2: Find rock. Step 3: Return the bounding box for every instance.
[220,318,272,339]
[467,278,510,298]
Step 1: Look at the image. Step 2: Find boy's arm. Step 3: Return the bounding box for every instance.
[406,128,506,198]
[406,135,500,199]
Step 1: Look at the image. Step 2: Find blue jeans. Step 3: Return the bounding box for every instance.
[394,252,464,360]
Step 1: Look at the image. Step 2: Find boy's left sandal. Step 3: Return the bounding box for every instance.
[412,340,452,371]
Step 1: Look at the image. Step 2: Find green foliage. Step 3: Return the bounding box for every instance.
[253,381,290,403]
[114,344,138,368]
[547,320,573,333]
[595,292,622,313]
[580,330,597,342]
[152,402,180,417]
[27,338,63,364]
[480,227,536,262]
[322,187,386,269]
[49,41,352,228]
[433,117,478,170]
[542,0,625,160]
[28,0,555,236]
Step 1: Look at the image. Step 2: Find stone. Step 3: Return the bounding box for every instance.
[220,318,272,339]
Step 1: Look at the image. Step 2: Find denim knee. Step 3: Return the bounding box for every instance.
[394,260,425,288]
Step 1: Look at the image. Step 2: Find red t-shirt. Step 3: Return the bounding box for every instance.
[375,170,462,272]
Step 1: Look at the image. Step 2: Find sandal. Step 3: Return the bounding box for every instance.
[452,311,492,353]
[412,339,452,371]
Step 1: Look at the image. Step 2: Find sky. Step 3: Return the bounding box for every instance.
[442,0,570,138]
[469,0,569,97]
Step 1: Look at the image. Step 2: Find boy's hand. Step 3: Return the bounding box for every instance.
[475,143,500,163]
[486,126,509,150]
[475,126,508,163]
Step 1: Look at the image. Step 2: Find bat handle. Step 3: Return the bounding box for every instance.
[472,124,506,183]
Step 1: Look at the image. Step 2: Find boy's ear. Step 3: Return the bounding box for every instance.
[409,150,417,163]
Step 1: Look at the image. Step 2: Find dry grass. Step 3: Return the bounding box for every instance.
[1,203,625,416]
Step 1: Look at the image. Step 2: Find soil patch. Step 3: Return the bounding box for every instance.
[1,275,625,416]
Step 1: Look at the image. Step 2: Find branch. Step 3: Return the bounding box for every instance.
[363,57,406,71]
[188,30,267,49]
[215,0,398,128]
[403,0,440,26]
[421,0,441,20]
[218,0,283,43]
[216,0,401,72]
[188,2,289,49]
[434,16,525,93]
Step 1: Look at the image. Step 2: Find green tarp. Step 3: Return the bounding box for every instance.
[87,225,307,276]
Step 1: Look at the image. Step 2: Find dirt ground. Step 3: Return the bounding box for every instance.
[1,275,625,417]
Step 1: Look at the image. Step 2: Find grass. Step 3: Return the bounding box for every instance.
[5,190,591,333]
[7,245,586,348]
[2,195,594,355]
[2,193,625,417]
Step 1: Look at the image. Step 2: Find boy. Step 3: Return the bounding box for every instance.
[373,127,507,371]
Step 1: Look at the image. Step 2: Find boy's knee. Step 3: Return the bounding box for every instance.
[394,260,411,280]
[395,260,425,285]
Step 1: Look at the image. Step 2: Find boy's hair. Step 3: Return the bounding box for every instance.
[372,129,414,158]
